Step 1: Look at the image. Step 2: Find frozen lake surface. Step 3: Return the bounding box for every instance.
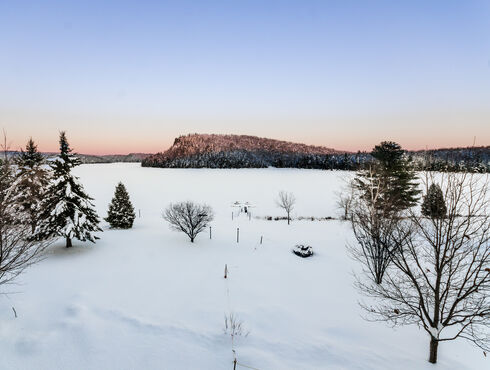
[0,163,485,369]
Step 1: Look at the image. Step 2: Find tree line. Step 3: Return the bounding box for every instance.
[142,146,490,173]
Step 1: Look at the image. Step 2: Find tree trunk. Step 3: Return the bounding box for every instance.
[66,237,72,248]
[429,336,438,364]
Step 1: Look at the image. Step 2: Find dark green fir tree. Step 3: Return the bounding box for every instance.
[421,183,447,219]
[356,141,420,214]
[37,132,101,247]
[15,138,50,232]
[105,182,136,229]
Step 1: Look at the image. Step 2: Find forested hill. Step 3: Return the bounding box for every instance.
[142,134,490,172]
[141,134,358,169]
[147,133,341,159]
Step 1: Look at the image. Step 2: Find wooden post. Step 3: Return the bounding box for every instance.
[233,358,237,370]
[139,209,141,218]
[224,264,228,279]
[249,212,251,221]
[237,228,239,243]
[260,236,263,244]
[210,226,212,239]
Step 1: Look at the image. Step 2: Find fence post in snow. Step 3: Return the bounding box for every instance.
[260,236,263,245]
[209,226,212,239]
[224,264,228,279]
[139,209,141,218]
[237,228,239,243]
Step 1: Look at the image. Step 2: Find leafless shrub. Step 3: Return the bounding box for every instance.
[224,313,249,343]
[163,201,214,243]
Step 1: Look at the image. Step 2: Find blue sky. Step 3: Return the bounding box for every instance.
[1,0,489,154]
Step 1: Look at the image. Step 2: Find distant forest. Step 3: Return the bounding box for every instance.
[142,134,490,172]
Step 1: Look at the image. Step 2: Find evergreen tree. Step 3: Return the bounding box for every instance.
[372,141,420,210]
[14,138,50,232]
[37,132,101,247]
[356,141,420,214]
[421,183,447,219]
[105,182,135,229]
[0,154,20,229]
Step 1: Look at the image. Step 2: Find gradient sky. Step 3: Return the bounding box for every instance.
[1,0,489,155]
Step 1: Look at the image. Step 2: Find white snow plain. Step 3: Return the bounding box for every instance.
[0,163,486,370]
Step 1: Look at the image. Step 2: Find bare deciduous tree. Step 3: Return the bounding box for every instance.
[276,191,295,225]
[356,172,490,364]
[163,201,214,243]
[337,187,354,221]
[347,167,408,284]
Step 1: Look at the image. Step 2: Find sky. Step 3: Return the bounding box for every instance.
[1,0,489,155]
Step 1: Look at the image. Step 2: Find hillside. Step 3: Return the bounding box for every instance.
[141,134,353,169]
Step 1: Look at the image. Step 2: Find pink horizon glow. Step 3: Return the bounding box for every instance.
[6,130,486,156]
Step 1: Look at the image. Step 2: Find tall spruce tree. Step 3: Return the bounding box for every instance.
[105,182,136,229]
[421,183,447,219]
[371,141,420,211]
[37,132,101,247]
[356,141,420,214]
[14,138,50,232]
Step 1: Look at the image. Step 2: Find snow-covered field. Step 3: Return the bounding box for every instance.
[0,163,486,370]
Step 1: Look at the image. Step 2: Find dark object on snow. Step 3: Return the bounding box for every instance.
[293,244,313,258]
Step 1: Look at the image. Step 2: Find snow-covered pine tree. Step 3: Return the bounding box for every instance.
[37,132,101,247]
[105,182,136,229]
[14,138,50,232]
[0,153,20,228]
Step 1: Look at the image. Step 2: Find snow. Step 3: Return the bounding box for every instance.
[0,163,486,369]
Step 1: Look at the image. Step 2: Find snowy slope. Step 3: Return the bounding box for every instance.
[0,163,486,370]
